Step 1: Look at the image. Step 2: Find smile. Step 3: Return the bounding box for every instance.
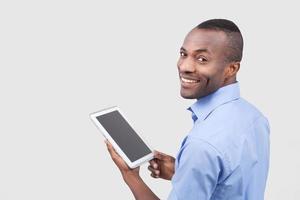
[181,77,200,83]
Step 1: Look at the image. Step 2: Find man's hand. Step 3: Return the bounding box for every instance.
[148,151,175,180]
[105,140,160,200]
[105,140,139,179]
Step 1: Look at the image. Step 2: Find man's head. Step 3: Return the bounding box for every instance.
[178,19,243,99]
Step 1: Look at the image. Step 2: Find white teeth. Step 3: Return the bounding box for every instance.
[181,77,199,83]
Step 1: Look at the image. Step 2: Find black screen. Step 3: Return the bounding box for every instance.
[96,110,151,162]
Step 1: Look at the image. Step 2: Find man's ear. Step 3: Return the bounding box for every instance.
[225,62,240,79]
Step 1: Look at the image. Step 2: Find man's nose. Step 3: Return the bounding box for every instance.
[178,58,196,73]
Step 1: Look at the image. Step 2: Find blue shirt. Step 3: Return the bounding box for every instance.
[168,83,270,200]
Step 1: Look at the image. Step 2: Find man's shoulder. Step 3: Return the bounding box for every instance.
[189,97,268,151]
[221,97,265,119]
[188,97,269,170]
[203,97,267,129]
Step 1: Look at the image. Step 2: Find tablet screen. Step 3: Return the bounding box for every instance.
[96,110,152,162]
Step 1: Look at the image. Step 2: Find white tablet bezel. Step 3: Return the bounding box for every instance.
[90,106,154,168]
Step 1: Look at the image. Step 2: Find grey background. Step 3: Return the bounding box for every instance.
[0,0,299,199]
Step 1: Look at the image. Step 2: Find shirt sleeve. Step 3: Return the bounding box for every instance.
[168,137,226,200]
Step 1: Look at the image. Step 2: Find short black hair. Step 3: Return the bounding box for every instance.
[196,19,243,63]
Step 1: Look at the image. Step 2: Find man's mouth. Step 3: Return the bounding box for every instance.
[180,76,201,89]
[181,77,200,83]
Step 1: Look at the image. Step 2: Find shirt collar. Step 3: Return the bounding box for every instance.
[187,82,240,122]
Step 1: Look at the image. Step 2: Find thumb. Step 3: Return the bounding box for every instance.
[153,150,168,161]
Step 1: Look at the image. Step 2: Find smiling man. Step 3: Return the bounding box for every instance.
[105,19,270,200]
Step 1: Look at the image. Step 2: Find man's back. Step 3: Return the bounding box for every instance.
[168,83,270,200]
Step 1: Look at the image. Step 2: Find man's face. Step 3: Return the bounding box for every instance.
[178,28,230,99]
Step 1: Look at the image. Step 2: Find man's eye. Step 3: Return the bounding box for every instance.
[180,52,186,57]
[198,57,207,62]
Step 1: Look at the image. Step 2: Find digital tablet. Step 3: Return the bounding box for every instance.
[90,106,154,168]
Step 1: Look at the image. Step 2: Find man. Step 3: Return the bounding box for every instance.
[105,19,270,200]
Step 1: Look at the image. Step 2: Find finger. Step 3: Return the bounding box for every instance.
[147,165,159,173]
[105,140,120,160]
[104,141,129,171]
[147,165,155,173]
[150,173,160,179]
[149,159,158,169]
[154,150,172,161]
[105,140,113,153]
[105,140,116,154]
[148,166,160,176]
[154,151,165,160]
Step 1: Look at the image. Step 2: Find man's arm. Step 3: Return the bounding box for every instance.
[105,140,160,200]
[123,173,159,200]
[168,138,224,199]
